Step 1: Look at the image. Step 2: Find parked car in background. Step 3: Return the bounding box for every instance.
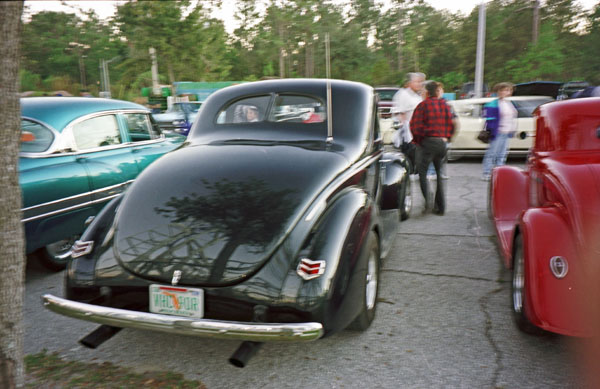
[447,96,553,160]
[375,86,399,118]
[458,82,489,99]
[21,97,185,270]
[152,101,202,136]
[557,80,590,100]
[513,81,562,99]
[489,97,600,336]
[42,79,413,367]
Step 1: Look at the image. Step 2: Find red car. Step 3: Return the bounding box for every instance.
[490,97,600,336]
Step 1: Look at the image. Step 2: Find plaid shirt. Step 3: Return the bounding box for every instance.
[409,97,455,145]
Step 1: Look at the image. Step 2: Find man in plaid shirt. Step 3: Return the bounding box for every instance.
[410,81,455,215]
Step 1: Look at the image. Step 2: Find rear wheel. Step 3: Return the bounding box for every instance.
[512,234,543,335]
[37,236,77,271]
[348,231,380,331]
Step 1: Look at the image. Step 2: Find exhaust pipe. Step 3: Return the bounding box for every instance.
[79,325,122,349]
[229,305,267,368]
[229,341,263,368]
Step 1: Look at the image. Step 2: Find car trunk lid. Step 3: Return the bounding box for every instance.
[113,142,348,286]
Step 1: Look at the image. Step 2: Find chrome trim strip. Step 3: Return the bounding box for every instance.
[42,294,324,342]
[21,180,133,223]
[22,194,122,223]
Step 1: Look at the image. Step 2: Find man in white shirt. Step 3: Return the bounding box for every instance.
[391,72,426,146]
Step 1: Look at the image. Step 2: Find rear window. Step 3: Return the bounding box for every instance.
[512,98,553,118]
[216,94,326,124]
[270,95,325,123]
[20,119,55,153]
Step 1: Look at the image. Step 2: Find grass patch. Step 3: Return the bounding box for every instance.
[25,350,206,388]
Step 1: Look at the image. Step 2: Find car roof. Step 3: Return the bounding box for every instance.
[21,97,147,131]
[449,96,553,105]
[191,78,373,153]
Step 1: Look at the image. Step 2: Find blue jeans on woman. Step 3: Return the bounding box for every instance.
[482,132,511,179]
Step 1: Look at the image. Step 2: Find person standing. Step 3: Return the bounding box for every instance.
[410,81,455,215]
[391,72,426,171]
[481,82,518,181]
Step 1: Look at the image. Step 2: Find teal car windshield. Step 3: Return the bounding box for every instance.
[21,119,55,153]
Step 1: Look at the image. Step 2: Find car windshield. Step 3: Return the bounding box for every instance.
[376,90,397,101]
[171,103,201,113]
[512,98,553,118]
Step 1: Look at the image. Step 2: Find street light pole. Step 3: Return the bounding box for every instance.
[474,2,486,98]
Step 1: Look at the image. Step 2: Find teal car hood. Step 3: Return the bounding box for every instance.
[113,142,349,286]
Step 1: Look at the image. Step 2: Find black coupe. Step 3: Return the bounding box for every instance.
[43,78,412,367]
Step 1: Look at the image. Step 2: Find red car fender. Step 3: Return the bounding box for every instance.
[519,207,589,336]
[490,166,528,268]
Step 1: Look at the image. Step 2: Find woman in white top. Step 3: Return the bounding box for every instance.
[481,82,518,181]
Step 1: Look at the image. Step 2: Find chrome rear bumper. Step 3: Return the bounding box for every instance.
[42,294,323,342]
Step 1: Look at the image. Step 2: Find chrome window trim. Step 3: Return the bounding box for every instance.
[19,109,165,158]
[21,180,133,223]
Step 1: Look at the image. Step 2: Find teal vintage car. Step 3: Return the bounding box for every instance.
[20,97,185,270]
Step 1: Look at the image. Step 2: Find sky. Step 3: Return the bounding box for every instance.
[23,0,599,32]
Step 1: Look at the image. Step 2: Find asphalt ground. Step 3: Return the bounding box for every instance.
[24,158,587,388]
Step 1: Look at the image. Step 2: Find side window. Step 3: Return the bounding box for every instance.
[123,113,159,142]
[72,115,122,150]
[20,119,55,153]
[270,95,326,123]
[216,95,271,124]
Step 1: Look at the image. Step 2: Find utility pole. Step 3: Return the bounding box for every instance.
[149,47,160,96]
[532,0,540,44]
[99,56,119,98]
[474,2,486,98]
[397,24,403,74]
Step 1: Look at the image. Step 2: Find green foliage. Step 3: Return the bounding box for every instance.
[20,0,599,97]
[505,25,565,82]
[19,69,41,91]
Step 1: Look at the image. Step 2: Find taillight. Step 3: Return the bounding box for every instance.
[297,258,326,280]
[71,240,94,258]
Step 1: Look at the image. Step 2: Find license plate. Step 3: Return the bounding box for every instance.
[149,284,204,318]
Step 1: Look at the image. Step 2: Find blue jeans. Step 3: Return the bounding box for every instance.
[482,133,510,177]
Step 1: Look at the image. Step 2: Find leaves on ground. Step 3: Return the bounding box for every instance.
[25,350,206,388]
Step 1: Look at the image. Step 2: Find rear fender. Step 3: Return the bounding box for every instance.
[520,207,588,336]
[294,187,375,334]
[491,166,527,267]
[67,195,124,294]
[380,152,408,210]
